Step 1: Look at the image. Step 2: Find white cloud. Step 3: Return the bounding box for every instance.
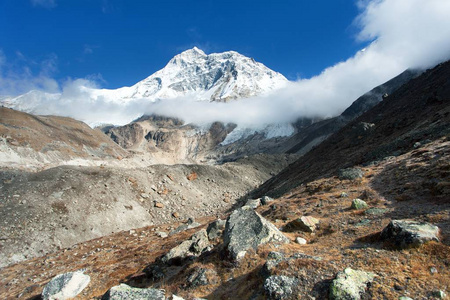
[30,0,57,9]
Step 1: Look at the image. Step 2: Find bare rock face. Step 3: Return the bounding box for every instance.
[103,283,166,300]
[223,207,289,261]
[380,219,440,249]
[42,270,90,300]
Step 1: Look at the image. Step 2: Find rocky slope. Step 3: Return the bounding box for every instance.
[0,107,127,170]
[0,153,296,268]
[254,60,450,198]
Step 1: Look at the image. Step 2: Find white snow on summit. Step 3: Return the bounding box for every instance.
[89,47,288,102]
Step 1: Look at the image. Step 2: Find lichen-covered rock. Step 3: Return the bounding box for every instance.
[283,216,319,233]
[42,270,90,300]
[206,218,226,240]
[161,229,210,264]
[380,220,440,249]
[329,268,375,300]
[103,284,165,300]
[351,199,368,210]
[224,207,289,261]
[264,275,299,300]
[338,168,364,180]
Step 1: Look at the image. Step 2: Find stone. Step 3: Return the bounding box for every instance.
[172,212,180,218]
[351,199,368,210]
[206,218,226,240]
[155,202,164,208]
[169,219,201,236]
[157,231,168,238]
[261,196,274,205]
[338,168,364,180]
[329,268,375,300]
[398,297,413,300]
[295,237,307,245]
[264,275,299,300]
[244,198,261,209]
[283,216,319,233]
[161,229,210,264]
[224,207,289,261]
[42,270,90,300]
[432,290,447,299]
[380,220,440,249]
[186,267,218,288]
[340,192,349,198]
[171,296,185,300]
[103,283,165,300]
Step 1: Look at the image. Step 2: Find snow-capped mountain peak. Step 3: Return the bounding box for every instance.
[1,47,288,123]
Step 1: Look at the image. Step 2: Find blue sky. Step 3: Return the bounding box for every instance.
[0,0,365,89]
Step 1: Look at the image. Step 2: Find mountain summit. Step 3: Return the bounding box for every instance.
[91,47,288,102]
[1,48,288,117]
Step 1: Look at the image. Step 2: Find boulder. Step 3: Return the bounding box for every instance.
[103,283,165,300]
[295,237,307,245]
[161,229,210,264]
[261,196,274,205]
[42,270,90,300]
[244,198,261,209]
[264,275,299,300]
[338,168,364,180]
[380,220,440,249]
[206,219,226,240]
[169,218,201,236]
[283,216,319,233]
[351,199,368,210]
[224,207,289,261]
[171,296,185,300]
[329,268,375,300]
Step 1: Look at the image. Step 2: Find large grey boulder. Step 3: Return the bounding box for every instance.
[161,229,210,264]
[380,220,440,249]
[264,275,299,300]
[103,283,165,300]
[42,270,90,300]
[224,207,289,261]
[329,268,375,300]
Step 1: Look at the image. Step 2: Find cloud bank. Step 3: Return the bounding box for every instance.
[3,0,450,129]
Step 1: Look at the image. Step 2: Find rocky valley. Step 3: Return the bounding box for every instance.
[0,49,449,300]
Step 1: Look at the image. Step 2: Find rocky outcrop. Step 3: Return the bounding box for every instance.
[42,270,90,300]
[223,207,289,261]
[380,220,440,249]
[161,229,210,264]
[329,268,375,300]
[338,168,364,180]
[103,283,165,300]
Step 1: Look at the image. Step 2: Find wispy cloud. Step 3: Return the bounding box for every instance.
[0,51,59,96]
[30,0,57,9]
